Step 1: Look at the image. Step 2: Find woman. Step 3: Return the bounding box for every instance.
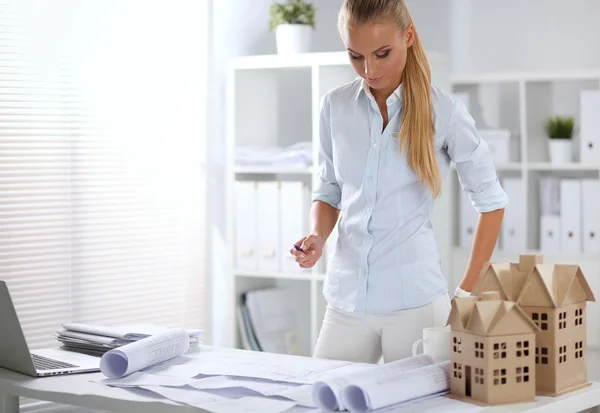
[290,0,507,364]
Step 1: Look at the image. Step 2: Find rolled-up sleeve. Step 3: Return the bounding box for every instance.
[312,93,341,209]
[445,98,508,213]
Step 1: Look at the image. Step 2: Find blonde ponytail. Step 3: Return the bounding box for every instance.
[400,19,440,197]
[339,0,441,197]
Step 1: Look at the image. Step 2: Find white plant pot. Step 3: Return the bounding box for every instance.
[275,24,312,55]
[549,139,573,164]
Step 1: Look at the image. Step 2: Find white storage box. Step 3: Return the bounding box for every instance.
[479,129,511,164]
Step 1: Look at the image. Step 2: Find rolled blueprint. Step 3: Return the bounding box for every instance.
[100,328,189,378]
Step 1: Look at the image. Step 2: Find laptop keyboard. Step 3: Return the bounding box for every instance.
[32,354,79,371]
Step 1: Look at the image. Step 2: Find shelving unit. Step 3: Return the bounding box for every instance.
[226,51,451,356]
[448,71,600,348]
[226,54,600,355]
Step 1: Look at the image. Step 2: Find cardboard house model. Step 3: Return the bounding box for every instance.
[471,254,596,396]
[448,291,539,405]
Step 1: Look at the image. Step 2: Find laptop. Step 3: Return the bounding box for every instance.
[0,280,100,377]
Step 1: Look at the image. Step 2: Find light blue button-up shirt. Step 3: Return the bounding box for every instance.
[313,78,508,313]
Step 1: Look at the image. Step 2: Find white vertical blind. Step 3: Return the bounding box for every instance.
[0,0,207,351]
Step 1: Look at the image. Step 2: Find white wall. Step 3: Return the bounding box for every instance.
[451,0,600,73]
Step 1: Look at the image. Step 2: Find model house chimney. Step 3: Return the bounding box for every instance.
[518,254,543,272]
[480,291,501,301]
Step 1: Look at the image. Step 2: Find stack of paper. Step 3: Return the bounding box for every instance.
[237,288,306,356]
[56,323,203,356]
[235,142,312,167]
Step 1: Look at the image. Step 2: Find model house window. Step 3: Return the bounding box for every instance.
[575,341,584,359]
[559,345,567,363]
[453,336,463,354]
[516,366,530,383]
[493,368,507,385]
[532,312,548,330]
[475,368,485,385]
[516,341,530,357]
[541,347,548,364]
[493,342,507,359]
[535,347,549,364]
[575,308,583,326]
[475,341,484,358]
[453,362,462,379]
[540,313,548,330]
[559,312,567,329]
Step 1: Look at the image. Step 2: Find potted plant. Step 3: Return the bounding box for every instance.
[268,0,315,55]
[544,115,574,164]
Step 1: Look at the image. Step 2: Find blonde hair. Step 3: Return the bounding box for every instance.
[338,0,441,197]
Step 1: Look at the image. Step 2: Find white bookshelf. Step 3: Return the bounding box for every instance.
[226,51,451,356]
[226,54,600,355]
[448,71,600,348]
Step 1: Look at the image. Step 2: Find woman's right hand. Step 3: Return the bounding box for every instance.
[290,234,324,268]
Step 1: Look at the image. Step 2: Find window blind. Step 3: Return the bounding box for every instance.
[0,0,207,354]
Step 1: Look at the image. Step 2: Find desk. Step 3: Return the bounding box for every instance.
[2,346,600,413]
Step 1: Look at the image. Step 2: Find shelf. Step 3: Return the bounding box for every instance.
[230,52,350,70]
[451,70,600,85]
[230,51,448,71]
[234,166,313,175]
[528,163,600,172]
[451,247,599,263]
[234,270,325,282]
[451,162,522,171]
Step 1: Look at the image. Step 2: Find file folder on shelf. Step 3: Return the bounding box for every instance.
[501,178,526,252]
[257,181,281,272]
[279,181,310,273]
[582,179,600,254]
[540,215,561,253]
[560,179,582,253]
[580,90,600,164]
[235,181,258,271]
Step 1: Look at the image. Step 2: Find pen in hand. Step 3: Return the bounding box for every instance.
[294,244,305,254]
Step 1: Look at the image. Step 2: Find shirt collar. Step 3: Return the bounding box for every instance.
[355,78,403,106]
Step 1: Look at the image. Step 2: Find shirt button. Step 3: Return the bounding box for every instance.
[372,143,377,148]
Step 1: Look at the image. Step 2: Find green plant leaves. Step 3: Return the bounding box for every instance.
[268,0,316,31]
[544,115,574,140]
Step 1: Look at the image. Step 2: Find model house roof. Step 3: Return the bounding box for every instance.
[471,255,596,308]
[471,262,529,301]
[448,292,539,336]
[516,263,596,308]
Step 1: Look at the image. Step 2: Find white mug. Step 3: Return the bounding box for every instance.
[412,326,451,363]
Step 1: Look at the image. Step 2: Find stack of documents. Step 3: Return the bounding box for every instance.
[56,323,203,356]
[235,141,312,167]
[237,288,305,356]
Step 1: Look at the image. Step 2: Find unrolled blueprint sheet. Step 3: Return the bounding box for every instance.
[99,372,316,407]
[143,350,351,384]
[137,385,296,413]
[355,394,485,413]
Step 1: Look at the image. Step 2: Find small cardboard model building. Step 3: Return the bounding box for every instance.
[448,291,539,405]
[471,254,596,396]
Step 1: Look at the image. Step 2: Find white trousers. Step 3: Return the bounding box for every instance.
[313,292,452,363]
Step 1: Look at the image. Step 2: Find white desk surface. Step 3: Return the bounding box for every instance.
[1,346,600,413]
